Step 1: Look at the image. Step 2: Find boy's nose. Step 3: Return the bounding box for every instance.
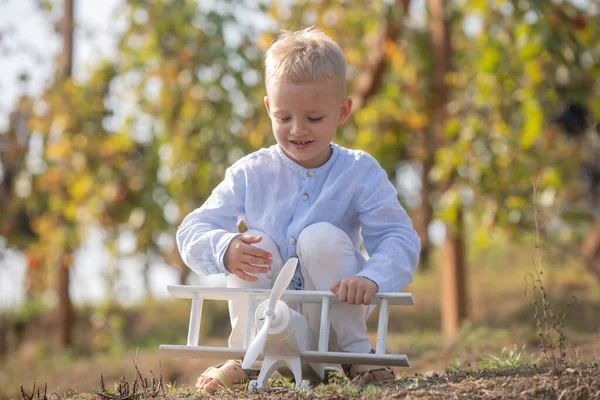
[290,122,305,136]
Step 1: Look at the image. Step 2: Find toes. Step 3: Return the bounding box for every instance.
[196,378,220,392]
[205,379,221,391]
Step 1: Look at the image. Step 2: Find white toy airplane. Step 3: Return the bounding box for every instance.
[160,258,415,390]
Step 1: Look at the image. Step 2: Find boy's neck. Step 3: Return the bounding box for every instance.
[279,143,333,169]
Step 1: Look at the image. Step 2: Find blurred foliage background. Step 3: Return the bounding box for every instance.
[1,0,600,396]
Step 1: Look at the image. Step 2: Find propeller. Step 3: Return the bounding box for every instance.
[242,257,298,369]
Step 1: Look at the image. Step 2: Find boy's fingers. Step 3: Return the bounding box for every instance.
[241,263,269,274]
[346,287,356,304]
[234,270,258,282]
[239,234,263,244]
[354,286,365,305]
[246,244,272,260]
[330,281,340,294]
[242,254,272,266]
[363,291,373,305]
[337,280,348,302]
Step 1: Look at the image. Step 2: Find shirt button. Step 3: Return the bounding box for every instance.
[302,193,309,200]
[289,237,297,245]
[307,170,314,177]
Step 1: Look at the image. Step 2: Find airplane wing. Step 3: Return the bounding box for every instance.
[161,285,414,366]
[159,345,409,367]
[166,285,415,305]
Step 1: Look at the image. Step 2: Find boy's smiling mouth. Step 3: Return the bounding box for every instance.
[291,140,313,145]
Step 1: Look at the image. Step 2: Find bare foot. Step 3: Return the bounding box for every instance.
[196,360,249,392]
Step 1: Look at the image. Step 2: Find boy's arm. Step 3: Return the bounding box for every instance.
[176,167,245,276]
[355,163,421,293]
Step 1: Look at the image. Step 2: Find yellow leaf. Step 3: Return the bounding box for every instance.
[65,203,78,221]
[525,60,542,85]
[356,107,378,125]
[355,129,375,149]
[70,175,93,201]
[382,131,396,146]
[540,167,561,187]
[104,134,134,154]
[480,46,500,73]
[520,100,542,149]
[504,196,526,208]
[446,118,460,138]
[47,142,72,160]
[345,48,362,65]
[474,230,489,247]
[248,130,264,149]
[405,111,428,130]
[33,217,54,236]
[257,32,274,52]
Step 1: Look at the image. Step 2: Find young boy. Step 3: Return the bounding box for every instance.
[176,26,420,392]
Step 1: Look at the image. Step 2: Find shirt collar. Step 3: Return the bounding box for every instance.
[274,143,339,177]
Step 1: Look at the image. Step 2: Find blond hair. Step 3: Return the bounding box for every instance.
[265,26,346,94]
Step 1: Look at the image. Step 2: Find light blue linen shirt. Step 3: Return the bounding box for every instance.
[176,143,421,293]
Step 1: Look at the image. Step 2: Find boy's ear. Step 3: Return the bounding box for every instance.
[338,96,353,124]
[264,96,271,116]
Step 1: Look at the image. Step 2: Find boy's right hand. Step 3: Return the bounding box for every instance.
[224,235,272,282]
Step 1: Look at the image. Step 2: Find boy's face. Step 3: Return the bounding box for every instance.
[264,79,352,169]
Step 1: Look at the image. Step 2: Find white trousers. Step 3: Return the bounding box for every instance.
[226,222,373,354]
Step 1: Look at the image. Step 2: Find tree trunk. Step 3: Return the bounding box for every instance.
[56,251,73,348]
[60,0,74,78]
[167,247,190,285]
[55,0,74,349]
[441,207,468,340]
[179,267,190,285]
[427,0,468,341]
[0,315,7,360]
[414,129,434,269]
[352,0,409,110]
[142,253,154,300]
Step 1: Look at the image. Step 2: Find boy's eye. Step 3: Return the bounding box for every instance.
[308,117,323,122]
[277,117,291,122]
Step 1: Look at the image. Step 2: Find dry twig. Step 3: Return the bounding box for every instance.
[524,179,577,374]
[95,350,164,400]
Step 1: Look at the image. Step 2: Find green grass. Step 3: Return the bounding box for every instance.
[476,345,533,369]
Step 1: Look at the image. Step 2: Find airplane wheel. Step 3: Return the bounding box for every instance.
[247,380,259,393]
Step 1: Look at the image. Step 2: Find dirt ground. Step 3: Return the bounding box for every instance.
[17,363,600,400]
[217,366,600,400]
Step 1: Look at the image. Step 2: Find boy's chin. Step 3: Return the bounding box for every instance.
[282,147,332,169]
[280,147,311,163]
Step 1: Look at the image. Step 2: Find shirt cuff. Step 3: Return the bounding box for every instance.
[356,265,413,293]
[355,269,387,292]
[215,232,242,275]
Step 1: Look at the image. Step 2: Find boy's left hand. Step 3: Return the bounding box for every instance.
[330,276,378,305]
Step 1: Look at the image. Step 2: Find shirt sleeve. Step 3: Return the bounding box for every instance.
[176,167,245,276]
[354,160,421,293]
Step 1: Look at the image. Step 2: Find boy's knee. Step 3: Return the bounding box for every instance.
[245,229,279,255]
[297,222,353,258]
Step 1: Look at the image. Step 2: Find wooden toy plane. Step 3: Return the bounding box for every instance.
[160,258,415,390]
